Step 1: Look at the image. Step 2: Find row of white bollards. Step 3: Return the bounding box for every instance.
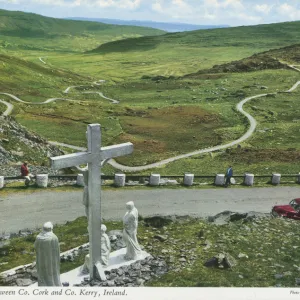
[43,172,300,187]
[215,173,255,186]
[34,172,300,188]
[0,172,298,190]
[108,173,290,187]
[0,174,49,189]
[215,173,285,186]
[76,173,195,187]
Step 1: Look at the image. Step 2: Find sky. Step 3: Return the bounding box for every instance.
[0,0,300,26]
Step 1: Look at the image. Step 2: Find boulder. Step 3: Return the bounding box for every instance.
[154,235,168,242]
[144,216,175,228]
[204,257,218,268]
[16,278,33,286]
[223,253,237,268]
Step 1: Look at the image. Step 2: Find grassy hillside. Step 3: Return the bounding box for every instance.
[2,45,300,175]
[41,20,300,82]
[0,53,88,100]
[0,9,165,52]
[2,15,300,176]
[92,21,300,54]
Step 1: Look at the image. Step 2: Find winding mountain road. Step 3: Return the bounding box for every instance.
[48,81,300,172]
[39,57,47,64]
[82,91,119,104]
[0,99,13,116]
[1,62,300,172]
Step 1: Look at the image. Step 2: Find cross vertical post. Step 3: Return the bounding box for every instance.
[87,124,103,279]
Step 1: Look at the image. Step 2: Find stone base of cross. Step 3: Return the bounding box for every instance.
[50,124,133,280]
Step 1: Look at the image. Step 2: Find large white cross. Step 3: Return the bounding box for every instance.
[50,124,133,280]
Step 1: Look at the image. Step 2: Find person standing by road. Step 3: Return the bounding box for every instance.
[225,165,233,187]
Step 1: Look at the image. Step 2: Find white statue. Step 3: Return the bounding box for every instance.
[100,224,111,266]
[123,201,141,260]
[34,222,61,286]
[80,224,111,274]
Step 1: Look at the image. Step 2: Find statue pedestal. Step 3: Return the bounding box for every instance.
[32,248,151,286]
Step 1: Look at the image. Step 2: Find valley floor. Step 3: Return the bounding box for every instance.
[1,186,299,234]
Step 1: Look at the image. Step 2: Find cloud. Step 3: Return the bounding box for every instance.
[203,0,244,10]
[1,0,300,26]
[235,12,262,23]
[276,3,300,20]
[31,0,66,5]
[152,0,193,19]
[152,0,163,13]
[254,4,273,14]
[0,0,20,3]
[0,0,142,9]
[223,0,244,10]
[172,0,189,8]
[203,11,216,20]
[79,0,142,9]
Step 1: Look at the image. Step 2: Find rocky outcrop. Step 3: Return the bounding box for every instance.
[78,256,168,287]
[0,116,63,166]
[208,211,270,225]
[186,54,288,77]
[143,216,176,228]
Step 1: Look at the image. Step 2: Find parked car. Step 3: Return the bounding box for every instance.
[271,198,300,220]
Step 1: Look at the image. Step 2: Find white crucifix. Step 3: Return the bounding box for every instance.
[50,124,133,280]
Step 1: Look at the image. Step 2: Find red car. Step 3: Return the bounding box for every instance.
[272,198,300,219]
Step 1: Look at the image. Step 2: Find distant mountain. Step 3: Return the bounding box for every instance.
[89,20,300,55]
[65,17,229,32]
[0,9,164,52]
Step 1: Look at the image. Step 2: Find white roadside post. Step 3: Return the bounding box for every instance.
[50,124,133,280]
[76,174,85,186]
[272,173,281,185]
[149,174,160,186]
[0,176,4,189]
[114,173,126,187]
[184,173,194,186]
[36,174,48,188]
[215,174,225,186]
[244,173,254,186]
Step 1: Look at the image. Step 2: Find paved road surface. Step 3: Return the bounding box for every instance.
[1,187,299,233]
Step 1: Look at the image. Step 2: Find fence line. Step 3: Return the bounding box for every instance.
[3,174,300,180]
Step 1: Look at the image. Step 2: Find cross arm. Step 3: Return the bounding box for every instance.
[100,142,133,160]
[50,152,91,170]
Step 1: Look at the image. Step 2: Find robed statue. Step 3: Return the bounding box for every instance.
[80,223,111,274]
[123,201,141,260]
[34,222,61,286]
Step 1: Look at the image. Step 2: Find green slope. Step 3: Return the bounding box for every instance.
[0,9,165,52]
[0,53,87,101]
[44,20,300,81]
[91,21,300,54]
[184,44,300,78]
